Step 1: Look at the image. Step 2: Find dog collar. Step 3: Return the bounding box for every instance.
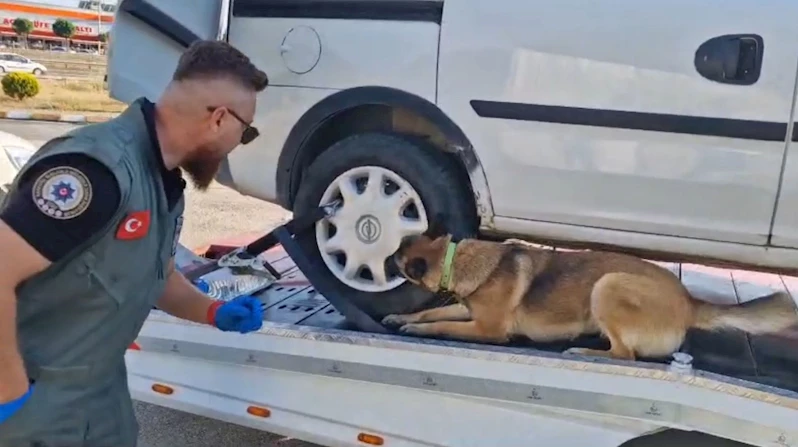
[439,241,457,291]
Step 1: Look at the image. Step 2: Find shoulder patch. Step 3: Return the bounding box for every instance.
[31,166,93,219]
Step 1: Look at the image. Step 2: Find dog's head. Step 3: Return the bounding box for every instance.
[390,216,454,291]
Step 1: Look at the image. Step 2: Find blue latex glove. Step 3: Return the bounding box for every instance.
[212,295,263,333]
[0,384,33,425]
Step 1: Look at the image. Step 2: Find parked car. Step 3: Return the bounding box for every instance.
[108,0,798,322]
[0,52,47,75]
[0,130,36,201]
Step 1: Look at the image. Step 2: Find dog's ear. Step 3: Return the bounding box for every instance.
[424,214,449,240]
[405,257,428,281]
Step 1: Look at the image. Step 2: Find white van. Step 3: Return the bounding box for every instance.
[108,1,798,446]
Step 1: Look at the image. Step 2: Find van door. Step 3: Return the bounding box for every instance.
[437,0,798,246]
[107,0,228,103]
[767,75,798,248]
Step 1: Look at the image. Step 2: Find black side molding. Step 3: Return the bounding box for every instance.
[233,0,444,24]
[471,100,789,143]
[119,0,201,48]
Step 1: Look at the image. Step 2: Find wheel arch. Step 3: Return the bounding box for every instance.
[275,85,495,227]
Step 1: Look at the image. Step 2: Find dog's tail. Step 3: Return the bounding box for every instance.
[691,290,798,334]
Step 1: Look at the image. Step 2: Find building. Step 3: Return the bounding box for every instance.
[0,0,115,49]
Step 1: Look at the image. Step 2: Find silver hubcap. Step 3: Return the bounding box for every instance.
[316,166,428,292]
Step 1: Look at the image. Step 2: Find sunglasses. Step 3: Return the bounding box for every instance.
[206,106,260,145]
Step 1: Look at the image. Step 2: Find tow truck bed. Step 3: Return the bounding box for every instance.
[178,235,798,394]
[126,234,798,447]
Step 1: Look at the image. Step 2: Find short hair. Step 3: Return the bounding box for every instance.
[172,40,269,92]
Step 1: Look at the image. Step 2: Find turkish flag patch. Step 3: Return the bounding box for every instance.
[115,211,151,240]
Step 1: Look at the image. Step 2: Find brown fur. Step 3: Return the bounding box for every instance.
[384,227,798,361]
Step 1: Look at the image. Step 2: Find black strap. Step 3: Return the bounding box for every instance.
[181,208,387,333]
[183,207,328,282]
[244,206,327,255]
[273,226,388,333]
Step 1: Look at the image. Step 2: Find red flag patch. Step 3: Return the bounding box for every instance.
[116,211,151,240]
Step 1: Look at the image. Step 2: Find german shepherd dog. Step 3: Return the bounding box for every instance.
[383,223,798,360]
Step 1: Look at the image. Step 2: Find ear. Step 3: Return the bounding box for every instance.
[424,214,448,239]
[405,257,428,281]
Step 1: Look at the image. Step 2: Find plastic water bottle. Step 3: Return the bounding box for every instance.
[193,279,210,294]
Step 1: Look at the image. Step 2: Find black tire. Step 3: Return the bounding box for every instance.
[292,132,479,324]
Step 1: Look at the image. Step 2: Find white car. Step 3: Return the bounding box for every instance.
[0,130,36,199]
[108,0,798,321]
[0,52,47,76]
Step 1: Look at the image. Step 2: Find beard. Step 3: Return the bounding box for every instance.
[180,148,223,191]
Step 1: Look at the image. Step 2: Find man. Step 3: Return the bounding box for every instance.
[0,39,269,446]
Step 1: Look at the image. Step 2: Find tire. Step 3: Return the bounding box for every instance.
[32,69,42,75]
[292,132,479,323]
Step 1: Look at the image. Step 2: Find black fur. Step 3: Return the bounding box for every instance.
[406,258,428,281]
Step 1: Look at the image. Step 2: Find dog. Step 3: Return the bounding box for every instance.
[382,222,798,361]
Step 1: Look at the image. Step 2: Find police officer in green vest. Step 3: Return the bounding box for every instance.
[0,39,269,446]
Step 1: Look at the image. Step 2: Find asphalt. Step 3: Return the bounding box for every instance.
[0,119,316,447]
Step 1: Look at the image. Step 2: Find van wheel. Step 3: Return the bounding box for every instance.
[292,132,478,324]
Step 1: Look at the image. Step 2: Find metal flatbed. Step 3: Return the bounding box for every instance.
[126,228,798,447]
[179,234,798,395]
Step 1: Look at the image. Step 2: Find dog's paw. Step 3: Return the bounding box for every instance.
[562,347,591,356]
[398,323,425,336]
[381,314,410,327]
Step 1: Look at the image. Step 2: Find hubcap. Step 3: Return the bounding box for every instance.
[316,166,428,292]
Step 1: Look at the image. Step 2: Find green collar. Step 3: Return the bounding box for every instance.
[439,241,457,291]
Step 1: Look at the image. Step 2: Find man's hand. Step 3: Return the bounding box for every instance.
[156,263,263,333]
[207,295,263,333]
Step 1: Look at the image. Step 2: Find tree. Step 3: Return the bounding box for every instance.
[52,18,76,49]
[98,32,108,43]
[11,18,33,48]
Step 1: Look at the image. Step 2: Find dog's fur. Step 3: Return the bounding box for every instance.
[383,223,798,361]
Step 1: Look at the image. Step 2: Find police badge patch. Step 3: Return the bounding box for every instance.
[31,166,93,219]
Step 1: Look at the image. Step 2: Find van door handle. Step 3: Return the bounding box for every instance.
[694,34,764,85]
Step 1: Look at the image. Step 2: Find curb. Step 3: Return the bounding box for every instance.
[0,110,115,124]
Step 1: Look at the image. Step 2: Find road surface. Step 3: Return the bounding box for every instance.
[0,119,317,447]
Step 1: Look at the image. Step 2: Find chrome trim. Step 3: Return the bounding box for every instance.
[217,0,233,41]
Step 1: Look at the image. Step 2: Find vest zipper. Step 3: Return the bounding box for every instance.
[156,214,167,281]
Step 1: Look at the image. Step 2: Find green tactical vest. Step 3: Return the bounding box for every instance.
[0,98,184,447]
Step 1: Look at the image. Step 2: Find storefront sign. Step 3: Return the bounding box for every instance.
[0,15,96,35]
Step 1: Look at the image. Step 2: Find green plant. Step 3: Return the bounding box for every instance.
[12,18,33,42]
[52,18,76,47]
[98,32,108,43]
[2,72,40,100]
